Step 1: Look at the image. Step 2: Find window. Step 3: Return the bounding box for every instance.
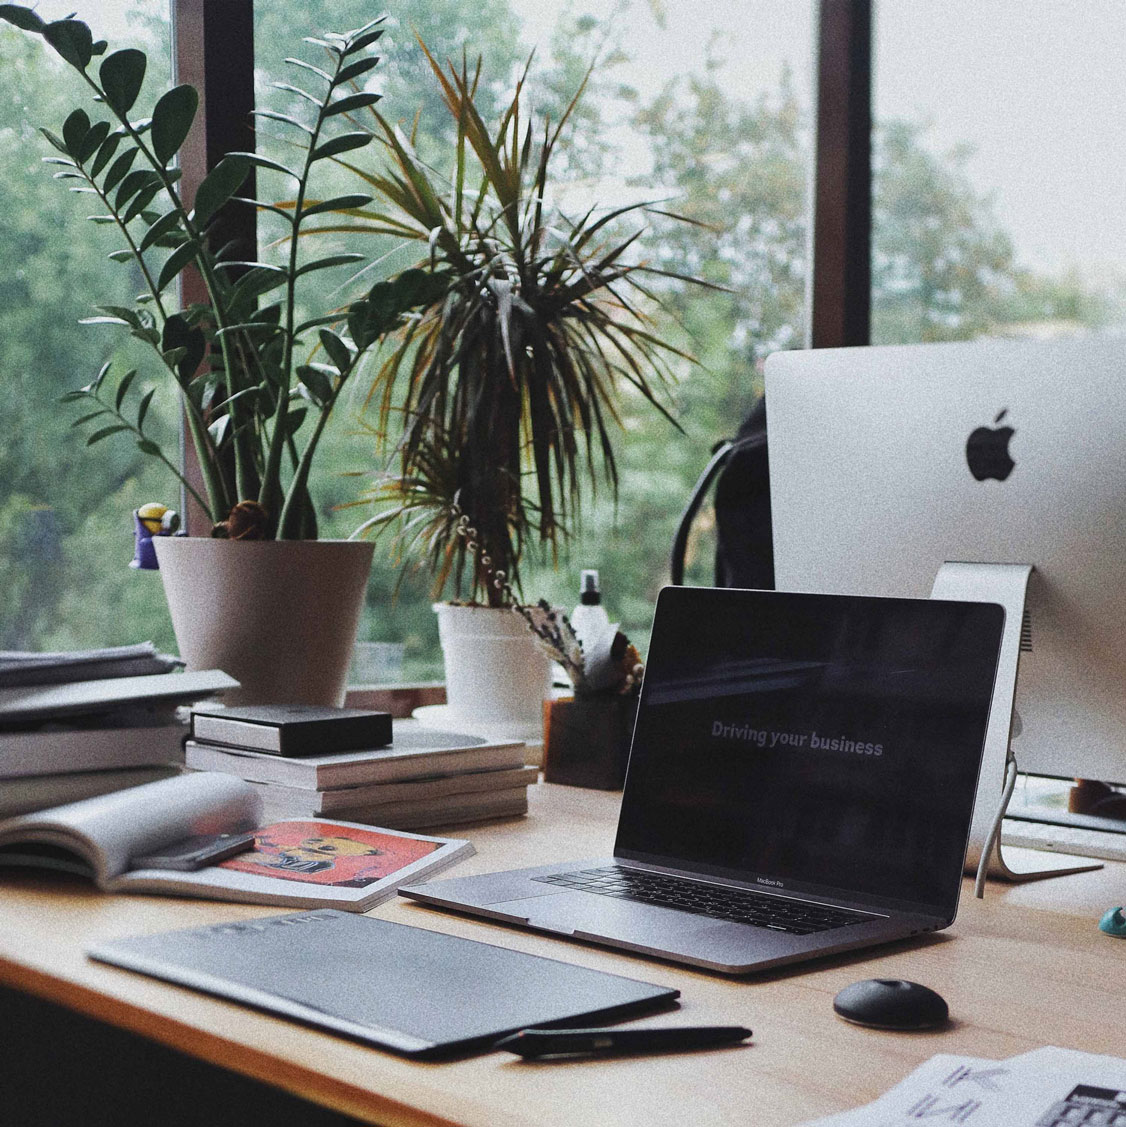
[873,0,1126,343]
[250,0,815,674]
[0,0,175,650]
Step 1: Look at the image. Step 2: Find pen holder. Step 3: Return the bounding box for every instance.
[542,694,638,790]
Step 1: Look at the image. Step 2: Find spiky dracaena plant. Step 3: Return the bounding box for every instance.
[0,6,447,539]
[326,46,711,604]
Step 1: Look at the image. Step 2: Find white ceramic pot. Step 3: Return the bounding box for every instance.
[154,537,374,707]
[433,603,552,741]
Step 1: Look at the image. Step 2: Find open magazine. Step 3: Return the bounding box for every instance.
[0,772,473,912]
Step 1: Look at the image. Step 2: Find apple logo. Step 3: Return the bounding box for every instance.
[966,409,1015,481]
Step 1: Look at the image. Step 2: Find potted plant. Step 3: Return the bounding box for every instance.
[0,6,441,705]
[333,47,705,734]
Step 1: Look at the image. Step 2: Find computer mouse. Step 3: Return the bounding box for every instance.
[833,979,949,1031]
[1098,907,1126,937]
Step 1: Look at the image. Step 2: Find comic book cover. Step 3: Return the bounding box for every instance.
[220,821,442,888]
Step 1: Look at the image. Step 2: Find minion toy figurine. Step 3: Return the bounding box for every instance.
[131,502,181,570]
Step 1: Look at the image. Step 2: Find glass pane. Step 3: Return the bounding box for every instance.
[253,2,814,678]
[873,1,1126,344]
[0,2,175,650]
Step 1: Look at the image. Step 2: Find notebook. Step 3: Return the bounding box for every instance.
[87,909,678,1058]
[400,587,1005,974]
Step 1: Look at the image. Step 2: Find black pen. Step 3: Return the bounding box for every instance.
[494,1025,752,1059]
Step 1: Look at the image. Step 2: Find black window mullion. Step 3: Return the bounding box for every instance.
[811,0,872,349]
[170,0,257,533]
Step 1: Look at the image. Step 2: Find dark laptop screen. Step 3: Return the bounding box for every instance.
[614,588,1004,916]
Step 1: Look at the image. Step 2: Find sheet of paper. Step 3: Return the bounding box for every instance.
[800,1046,1126,1126]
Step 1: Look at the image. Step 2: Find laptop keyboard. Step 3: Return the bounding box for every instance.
[532,866,875,935]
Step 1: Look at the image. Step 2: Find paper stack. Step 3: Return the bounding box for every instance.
[0,648,238,818]
[184,718,536,829]
[801,1045,1126,1126]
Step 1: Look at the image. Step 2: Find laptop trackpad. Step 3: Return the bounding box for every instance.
[488,891,706,941]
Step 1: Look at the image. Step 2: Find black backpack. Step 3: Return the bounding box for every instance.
[669,396,774,590]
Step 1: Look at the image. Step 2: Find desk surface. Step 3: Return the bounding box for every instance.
[0,781,1124,1127]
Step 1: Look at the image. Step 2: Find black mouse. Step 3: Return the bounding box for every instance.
[833,979,949,1031]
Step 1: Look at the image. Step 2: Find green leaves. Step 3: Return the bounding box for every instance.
[193,154,250,226]
[62,109,90,156]
[324,92,382,118]
[310,132,371,162]
[151,84,197,166]
[0,5,47,32]
[156,239,201,294]
[100,49,146,116]
[300,194,372,219]
[43,19,94,70]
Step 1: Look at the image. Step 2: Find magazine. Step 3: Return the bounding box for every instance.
[0,772,473,912]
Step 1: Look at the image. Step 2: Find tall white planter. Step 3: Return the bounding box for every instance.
[154,538,374,707]
[434,604,552,741]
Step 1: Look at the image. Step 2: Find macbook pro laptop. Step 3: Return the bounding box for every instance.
[401,588,1005,974]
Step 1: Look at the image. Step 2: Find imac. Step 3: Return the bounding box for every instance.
[764,337,1126,866]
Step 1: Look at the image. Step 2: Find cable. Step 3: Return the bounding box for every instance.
[975,751,1019,899]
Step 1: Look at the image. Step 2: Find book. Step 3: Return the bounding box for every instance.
[261,786,530,831]
[183,719,526,789]
[0,669,238,725]
[0,723,187,780]
[0,772,473,912]
[0,643,182,688]
[250,765,540,816]
[0,765,181,819]
[190,704,392,756]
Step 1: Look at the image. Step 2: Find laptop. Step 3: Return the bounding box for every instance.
[401,587,1005,974]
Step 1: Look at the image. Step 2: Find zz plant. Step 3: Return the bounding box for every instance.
[0,5,441,539]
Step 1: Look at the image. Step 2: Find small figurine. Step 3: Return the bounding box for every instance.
[131,502,181,569]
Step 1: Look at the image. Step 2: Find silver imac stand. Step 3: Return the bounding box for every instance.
[930,562,1102,889]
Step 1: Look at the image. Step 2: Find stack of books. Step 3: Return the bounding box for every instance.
[0,647,238,818]
[183,709,536,829]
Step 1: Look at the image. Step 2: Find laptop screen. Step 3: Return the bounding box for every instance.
[614,588,1004,916]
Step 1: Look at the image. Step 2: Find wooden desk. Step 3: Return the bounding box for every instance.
[0,781,1124,1126]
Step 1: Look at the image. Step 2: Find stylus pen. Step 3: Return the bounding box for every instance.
[495,1025,752,1058]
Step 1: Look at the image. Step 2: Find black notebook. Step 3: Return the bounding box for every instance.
[87,909,678,1059]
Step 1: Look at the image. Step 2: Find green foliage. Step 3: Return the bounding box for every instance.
[338,46,711,606]
[0,6,441,539]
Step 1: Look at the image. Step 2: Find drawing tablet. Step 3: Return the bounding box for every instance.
[87,909,679,1059]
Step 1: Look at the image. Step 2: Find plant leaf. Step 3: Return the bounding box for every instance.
[193,153,250,226]
[295,253,365,278]
[151,84,198,166]
[346,28,384,55]
[300,194,372,218]
[62,108,90,157]
[139,209,181,252]
[114,368,138,410]
[324,92,382,118]
[89,131,123,178]
[250,108,314,136]
[319,329,352,373]
[225,151,298,180]
[310,132,371,162]
[101,146,138,192]
[156,239,200,293]
[337,56,380,84]
[296,364,333,405]
[77,120,111,164]
[115,167,158,210]
[70,409,108,427]
[86,424,130,446]
[107,249,133,263]
[44,18,94,70]
[121,183,162,224]
[99,48,146,116]
[0,6,47,32]
[136,386,156,431]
